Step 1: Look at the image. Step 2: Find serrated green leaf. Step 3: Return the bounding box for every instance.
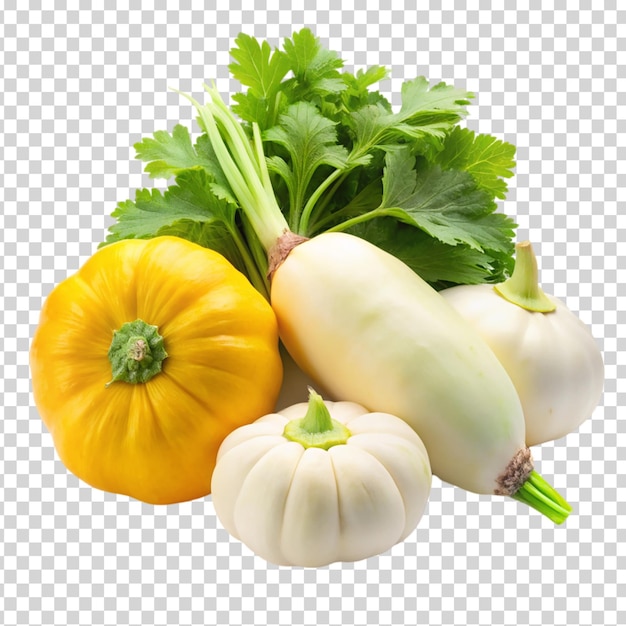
[348,77,474,156]
[283,28,344,83]
[347,217,505,287]
[231,91,274,128]
[354,65,390,90]
[339,65,390,113]
[229,32,291,129]
[103,169,237,245]
[109,30,519,293]
[133,124,214,179]
[264,101,354,229]
[229,33,291,97]
[434,126,516,199]
[265,102,351,170]
[400,77,473,118]
[280,28,346,103]
[377,147,516,253]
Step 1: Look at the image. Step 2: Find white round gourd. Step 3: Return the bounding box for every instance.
[440,242,604,446]
[211,395,432,567]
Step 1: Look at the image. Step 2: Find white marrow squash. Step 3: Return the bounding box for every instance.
[271,232,570,522]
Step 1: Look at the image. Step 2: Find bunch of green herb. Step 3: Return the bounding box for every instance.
[104,28,517,297]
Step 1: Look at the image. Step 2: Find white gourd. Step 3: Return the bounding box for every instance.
[440,241,604,446]
[270,232,571,523]
[211,390,432,568]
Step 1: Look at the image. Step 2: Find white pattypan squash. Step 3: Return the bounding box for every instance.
[211,389,432,567]
[440,241,604,447]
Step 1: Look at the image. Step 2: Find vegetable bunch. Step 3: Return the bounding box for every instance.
[105,28,518,297]
[30,29,604,568]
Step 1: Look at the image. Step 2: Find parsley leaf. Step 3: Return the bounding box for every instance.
[103,169,237,244]
[347,217,508,287]
[281,28,346,101]
[133,124,220,179]
[229,32,291,130]
[348,77,474,156]
[264,102,354,230]
[134,127,236,203]
[339,66,390,114]
[328,146,516,274]
[103,167,270,295]
[106,29,519,291]
[433,126,516,199]
[377,147,516,253]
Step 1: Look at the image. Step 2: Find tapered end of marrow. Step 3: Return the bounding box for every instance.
[498,447,572,524]
[267,231,309,279]
[495,447,534,496]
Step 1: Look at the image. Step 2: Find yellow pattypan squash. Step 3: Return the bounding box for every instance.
[30,236,283,505]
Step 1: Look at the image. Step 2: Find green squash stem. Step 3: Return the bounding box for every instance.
[495,447,571,524]
[106,319,168,386]
[495,241,556,313]
[512,471,573,525]
[283,388,351,450]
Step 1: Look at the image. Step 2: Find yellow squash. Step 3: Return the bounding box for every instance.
[30,236,283,505]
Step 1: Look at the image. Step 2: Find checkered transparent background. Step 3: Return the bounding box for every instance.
[2,2,624,625]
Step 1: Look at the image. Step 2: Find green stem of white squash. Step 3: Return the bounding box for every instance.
[495,241,556,313]
[512,471,572,524]
[283,388,352,450]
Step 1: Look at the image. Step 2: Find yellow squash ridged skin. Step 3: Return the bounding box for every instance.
[440,283,605,446]
[271,232,527,495]
[30,236,283,505]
